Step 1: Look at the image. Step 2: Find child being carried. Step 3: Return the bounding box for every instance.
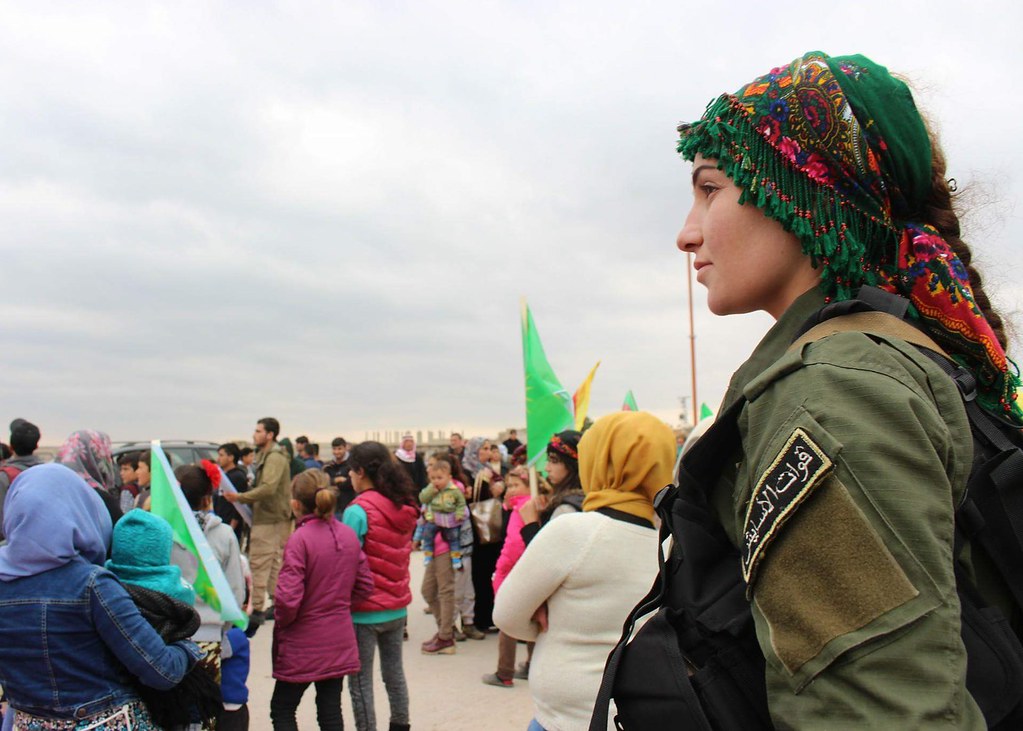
[419,459,467,569]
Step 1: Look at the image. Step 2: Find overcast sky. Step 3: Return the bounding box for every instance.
[3,1,1022,446]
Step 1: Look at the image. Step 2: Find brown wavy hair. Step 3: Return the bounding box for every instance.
[915,130,1008,349]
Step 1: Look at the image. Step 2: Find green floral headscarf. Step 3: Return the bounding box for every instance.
[678,51,1021,422]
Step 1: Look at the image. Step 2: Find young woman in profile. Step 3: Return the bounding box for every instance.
[669,50,1023,727]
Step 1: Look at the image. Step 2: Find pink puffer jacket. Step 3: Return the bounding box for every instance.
[493,494,531,595]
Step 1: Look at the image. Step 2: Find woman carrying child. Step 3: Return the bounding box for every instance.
[106,507,224,730]
[342,442,418,731]
[463,438,505,632]
[418,458,467,569]
[270,469,374,731]
[433,452,483,641]
[0,464,203,730]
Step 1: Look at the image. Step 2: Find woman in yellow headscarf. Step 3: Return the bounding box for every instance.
[493,411,675,731]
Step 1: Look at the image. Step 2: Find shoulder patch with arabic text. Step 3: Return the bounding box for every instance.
[742,428,833,585]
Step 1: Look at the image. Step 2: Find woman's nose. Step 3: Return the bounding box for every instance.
[677,208,702,253]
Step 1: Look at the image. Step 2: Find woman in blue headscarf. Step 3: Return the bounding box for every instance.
[0,463,203,730]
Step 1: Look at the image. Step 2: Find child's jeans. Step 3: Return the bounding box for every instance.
[421,523,461,561]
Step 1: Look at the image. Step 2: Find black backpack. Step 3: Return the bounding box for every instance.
[591,288,1023,731]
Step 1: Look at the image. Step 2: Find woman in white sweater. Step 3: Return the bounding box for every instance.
[493,411,675,731]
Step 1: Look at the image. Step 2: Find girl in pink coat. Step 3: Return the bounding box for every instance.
[270,469,374,731]
[483,467,532,687]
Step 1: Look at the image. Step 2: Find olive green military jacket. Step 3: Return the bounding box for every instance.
[235,442,293,525]
[715,287,985,729]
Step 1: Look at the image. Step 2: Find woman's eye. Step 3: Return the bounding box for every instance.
[700,184,719,197]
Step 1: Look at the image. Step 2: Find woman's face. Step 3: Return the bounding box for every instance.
[478,443,491,463]
[677,154,820,319]
[349,467,369,493]
[546,453,568,486]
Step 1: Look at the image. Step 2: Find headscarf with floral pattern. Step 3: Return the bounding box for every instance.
[678,50,1021,422]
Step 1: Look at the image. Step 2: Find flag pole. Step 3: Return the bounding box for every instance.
[686,253,698,426]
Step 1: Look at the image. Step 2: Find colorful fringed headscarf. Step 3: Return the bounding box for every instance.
[678,50,1022,423]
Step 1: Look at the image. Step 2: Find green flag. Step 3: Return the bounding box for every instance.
[521,300,574,466]
[149,442,247,629]
[699,402,715,420]
[622,390,639,411]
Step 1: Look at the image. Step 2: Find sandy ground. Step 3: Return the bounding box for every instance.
[246,556,536,731]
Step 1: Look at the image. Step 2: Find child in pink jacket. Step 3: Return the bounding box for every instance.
[483,468,532,687]
[271,470,374,730]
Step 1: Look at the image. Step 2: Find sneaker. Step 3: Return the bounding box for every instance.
[453,627,467,642]
[421,635,456,655]
[481,672,514,688]
[514,661,530,680]
[461,623,485,640]
[452,557,463,570]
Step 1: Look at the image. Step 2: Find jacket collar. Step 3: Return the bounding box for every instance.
[720,286,827,412]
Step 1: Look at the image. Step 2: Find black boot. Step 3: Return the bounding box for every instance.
[244,610,264,638]
[388,724,410,731]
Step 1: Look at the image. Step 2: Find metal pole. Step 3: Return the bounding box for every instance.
[686,252,698,426]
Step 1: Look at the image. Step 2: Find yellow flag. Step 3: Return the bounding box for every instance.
[572,361,601,430]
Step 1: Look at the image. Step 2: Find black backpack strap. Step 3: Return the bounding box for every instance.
[589,520,677,731]
[591,399,747,731]
[793,285,909,339]
[915,347,1023,612]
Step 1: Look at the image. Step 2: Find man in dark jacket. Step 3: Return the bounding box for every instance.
[324,437,354,516]
[216,442,250,544]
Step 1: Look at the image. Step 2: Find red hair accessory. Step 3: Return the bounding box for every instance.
[201,459,222,489]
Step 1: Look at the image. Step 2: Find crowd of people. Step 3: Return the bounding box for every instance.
[0,414,681,731]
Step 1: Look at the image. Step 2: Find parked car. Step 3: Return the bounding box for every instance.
[112,440,221,474]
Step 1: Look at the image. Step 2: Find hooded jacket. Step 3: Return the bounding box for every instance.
[173,511,246,642]
[351,489,419,613]
[272,513,374,682]
[493,493,531,595]
[106,509,195,606]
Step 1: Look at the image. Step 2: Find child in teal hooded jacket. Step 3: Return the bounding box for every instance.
[106,508,195,605]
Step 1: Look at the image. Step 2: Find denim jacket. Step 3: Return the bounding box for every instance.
[0,556,202,720]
